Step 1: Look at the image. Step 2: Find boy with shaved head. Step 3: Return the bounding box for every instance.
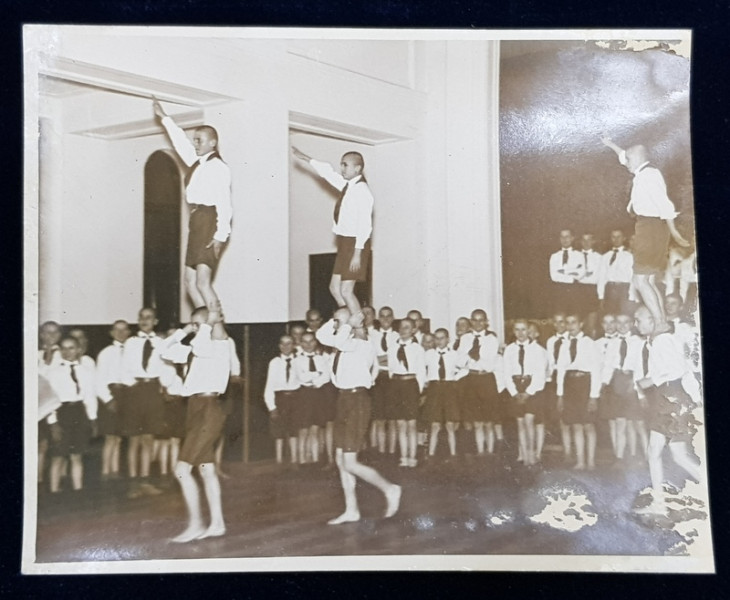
[602,138,690,334]
[292,146,374,317]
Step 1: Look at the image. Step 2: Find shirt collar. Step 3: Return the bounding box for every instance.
[137,331,156,338]
[634,161,651,174]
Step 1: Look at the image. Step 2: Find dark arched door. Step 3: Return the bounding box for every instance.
[144,150,183,330]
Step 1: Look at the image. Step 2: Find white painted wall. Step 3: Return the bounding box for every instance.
[33,32,503,338]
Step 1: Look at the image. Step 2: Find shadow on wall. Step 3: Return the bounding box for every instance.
[499,42,693,320]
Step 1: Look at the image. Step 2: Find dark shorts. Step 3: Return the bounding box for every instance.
[179,394,227,465]
[292,387,316,430]
[333,235,371,282]
[270,390,300,438]
[370,371,390,420]
[159,395,187,439]
[186,205,221,270]
[553,282,579,316]
[50,402,91,457]
[646,380,696,443]
[129,381,166,436]
[562,372,597,425]
[97,384,126,436]
[575,283,599,314]
[632,216,670,275]
[334,388,372,452]
[423,380,460,423]
[604,282,638,317]
[601,371,640,420]
[461,372,499,423]
[512,390,546,423]
[388,377,421,421]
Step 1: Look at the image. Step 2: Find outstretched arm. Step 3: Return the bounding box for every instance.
[153,98,198,166]
[666,218,691,248]
[601,136,623,156]
[291,146,312,163]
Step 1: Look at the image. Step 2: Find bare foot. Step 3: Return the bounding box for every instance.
[385,484,402,518]
[170,525,206,543]
[328,512,360,525]
[196,523,226,540]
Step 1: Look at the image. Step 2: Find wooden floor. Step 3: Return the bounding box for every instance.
[34,442,701,564]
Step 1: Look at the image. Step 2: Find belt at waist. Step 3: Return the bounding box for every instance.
[60,400,84,406]
[469,370,494,375]
[135,377,159,384]
[189,203,215,212]
[613,368,634,376]
[392,374,417,380]
[338,386,369,394]
[566,370,589,378]
[190,392,220,398]
[275,389,300,396]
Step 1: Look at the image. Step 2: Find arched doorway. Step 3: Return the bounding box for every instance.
[144,150,183,329]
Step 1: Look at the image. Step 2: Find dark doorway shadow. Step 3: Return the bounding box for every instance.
[309,252,372,320]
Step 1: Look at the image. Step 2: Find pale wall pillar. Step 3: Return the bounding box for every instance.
[442,40,503,338]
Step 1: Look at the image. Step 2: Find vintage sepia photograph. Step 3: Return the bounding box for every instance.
[22,26,712,573]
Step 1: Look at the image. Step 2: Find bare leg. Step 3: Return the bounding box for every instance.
[195,264,221,312]
[140,434,154,477]
[429,423,441,456]
[50,456,63,493]
[369,421,377,449]
[197,462,226,539]
[608,419,618,457]
[169,438,180,470]
[445,422,457,456]
[407,419,417,464]
[128,435,140,478]
[275,438,283,464]
[288,436,298,464]
[615,418,627,460]
[298,428,308,464]
[632,273,668,332]
[516,417,527,464]
[184,266,206,309]
[635,420,649,458]
[627,420,637,457]
[561,422,572,460]
[339,279,361,316]
[387,420,397,453]
[158,439,170,476]
[309,425,319,463]
[486,423,495,454]
[111,435,121,474]
[102,435,115,476]
[70,453,83,490]
[474,422,485,454]
[573,424,585,469]
[171,461,206,543]
[328,274,346,308]
[494,423,504,442]
[328,449,360,524]
[376,420,386,453]
[585,423,597,469]
[668,441,702,482]
[38,439,48,483]
[636,430,669,514]
[397,420,407,464]
[525,413,536,465]
[325,421,334,463]
[535,422,545,461]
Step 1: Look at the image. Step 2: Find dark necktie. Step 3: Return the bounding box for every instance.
[69,363,80,395]
[397,343,409,371]
[609,248,619,266]
[381,331,388,353]
[468,336,481,362]
[562,249,568,266]
[184,350,195,383]
[308,354,317,372]
[184,151,221,187]
[583,251,589,268]
[553,336,563,363]
[619,337,628,369]
[569,337,577,363]
[332,350,342,376]
[285,357,292,383]
[453,338,460,351]
[642,340,650,378]
[334,182,348,224]
[142,337,153,371]
[438,351,446,381]
[518,344,525,375]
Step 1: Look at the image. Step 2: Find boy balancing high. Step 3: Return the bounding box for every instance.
[601,137,690,333]
[291,146,374,317]
[153,99,233,314]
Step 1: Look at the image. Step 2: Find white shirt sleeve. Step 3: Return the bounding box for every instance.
[161,116,198,167]
[309,159,347,192]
